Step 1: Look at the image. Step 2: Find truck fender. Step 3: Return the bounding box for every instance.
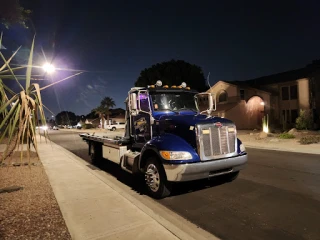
[139,133,200,170]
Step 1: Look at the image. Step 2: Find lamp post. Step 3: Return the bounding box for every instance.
[42,63,55,74]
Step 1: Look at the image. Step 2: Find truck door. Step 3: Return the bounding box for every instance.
[131,91,152,144]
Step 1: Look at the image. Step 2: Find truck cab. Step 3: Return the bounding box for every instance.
[80,80,247,199]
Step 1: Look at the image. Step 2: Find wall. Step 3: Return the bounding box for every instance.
[207,81,239,103]
[264,79,309,126]
[223,97,266,130]
[298,78,310,110]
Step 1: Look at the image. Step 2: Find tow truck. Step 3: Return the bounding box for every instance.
[80,80,248,198]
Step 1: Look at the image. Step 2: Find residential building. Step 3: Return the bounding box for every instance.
[204,60,320,130]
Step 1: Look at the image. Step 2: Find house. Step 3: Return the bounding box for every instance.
[204,60,320,130]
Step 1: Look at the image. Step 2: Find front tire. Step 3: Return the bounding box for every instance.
[144,157,171,199]
[112,127,116,131]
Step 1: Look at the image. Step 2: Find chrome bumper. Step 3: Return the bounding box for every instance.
[163,154,248,182]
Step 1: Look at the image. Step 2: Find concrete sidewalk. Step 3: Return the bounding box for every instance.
[237,132,320,155]
[36,137,217,240]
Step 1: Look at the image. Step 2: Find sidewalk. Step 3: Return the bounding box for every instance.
[36,137,217,240]
[237,131,320,155]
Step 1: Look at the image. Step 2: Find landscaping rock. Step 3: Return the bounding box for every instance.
[257,132,268,139]
[288,128,297,135]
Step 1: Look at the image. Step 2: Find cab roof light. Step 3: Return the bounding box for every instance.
[181,82,187,88]
[171,85,177,88]
[156,80,162,87]
[148,85,155,88]
[163,85,169,88]
[186,87,190,90]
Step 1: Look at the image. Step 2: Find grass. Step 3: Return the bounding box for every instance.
[278,132,295,139]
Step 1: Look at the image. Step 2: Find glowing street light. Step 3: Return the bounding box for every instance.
[42,63,55,74]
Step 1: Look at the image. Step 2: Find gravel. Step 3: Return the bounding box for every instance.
[0,151,71,240]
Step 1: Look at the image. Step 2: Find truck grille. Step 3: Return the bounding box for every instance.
[197,124,237,160]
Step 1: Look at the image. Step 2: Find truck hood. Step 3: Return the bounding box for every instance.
[157,114,234,148]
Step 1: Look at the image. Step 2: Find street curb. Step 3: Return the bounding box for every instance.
[243,144,320,155]
[38,138,219,240]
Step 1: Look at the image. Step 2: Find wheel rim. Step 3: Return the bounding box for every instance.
[145,164,160,192]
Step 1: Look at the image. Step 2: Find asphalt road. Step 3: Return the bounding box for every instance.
[47,130,320,240]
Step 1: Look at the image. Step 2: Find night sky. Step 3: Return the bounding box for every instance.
[1,0,320,116]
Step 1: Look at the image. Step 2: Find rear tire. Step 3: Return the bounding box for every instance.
[112,127,116,131]
[144,157,171,199]
[90,142,102,165]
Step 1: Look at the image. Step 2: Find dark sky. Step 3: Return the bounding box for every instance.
[1,0,320,116]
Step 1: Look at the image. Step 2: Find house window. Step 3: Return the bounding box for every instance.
[291,109,298,123]
[240,89,245,100]
[290,85,298,100]
[282,87,289,100]
[218,90,228,103]
[282,110,290,123]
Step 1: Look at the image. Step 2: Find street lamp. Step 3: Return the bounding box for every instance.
[42,63,55,74]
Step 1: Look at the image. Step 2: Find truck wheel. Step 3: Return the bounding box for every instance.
[112,127,116,131]
[90,142,101,165]
[144,157,171,199]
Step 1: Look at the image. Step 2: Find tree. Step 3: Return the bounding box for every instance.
[92,97,116,129]
[101,97,116,124]
[0,0,31,29]
[0,34,82,163]
[55,111,77,126]
[135,59,208,92]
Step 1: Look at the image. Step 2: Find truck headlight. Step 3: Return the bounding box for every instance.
[160,151,192,160]
[240,144,246,152]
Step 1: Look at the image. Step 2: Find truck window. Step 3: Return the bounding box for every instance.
[139,93,150,112]
[151,92,197,111]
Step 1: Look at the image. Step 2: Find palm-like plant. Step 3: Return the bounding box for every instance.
[92,97,116,129]
[101,97,115,126]
[0,33,82,164]
[92,106,106,129]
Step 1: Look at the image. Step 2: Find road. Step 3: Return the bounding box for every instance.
[47,130,320,240]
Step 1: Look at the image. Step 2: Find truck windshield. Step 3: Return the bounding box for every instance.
[151,92,197,112]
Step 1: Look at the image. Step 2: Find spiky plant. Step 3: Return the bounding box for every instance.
[0,33,82,164]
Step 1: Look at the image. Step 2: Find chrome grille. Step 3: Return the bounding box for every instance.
[197,124,237,160]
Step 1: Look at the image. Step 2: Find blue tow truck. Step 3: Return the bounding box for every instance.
[80,80,248,198]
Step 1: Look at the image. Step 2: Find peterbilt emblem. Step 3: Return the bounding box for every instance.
[214,122,223,128]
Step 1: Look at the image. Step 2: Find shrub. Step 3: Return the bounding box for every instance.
[83,124,94,129]
[278,132,295,139]
[300,135,320,145]
[296,110,313,130]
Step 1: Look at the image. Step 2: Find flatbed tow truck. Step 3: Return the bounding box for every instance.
[80,80,248,198]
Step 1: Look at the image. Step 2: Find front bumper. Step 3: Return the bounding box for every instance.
[163,154,248,182]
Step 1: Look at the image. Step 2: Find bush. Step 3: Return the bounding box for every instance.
[300,135,320,145]
[296,110,313,130]
[83,124,94,129]
[278,132,295,139]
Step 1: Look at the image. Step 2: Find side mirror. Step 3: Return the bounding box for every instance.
[208,93,216,112]
[130,93,137,111]
[194,92,216,115]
